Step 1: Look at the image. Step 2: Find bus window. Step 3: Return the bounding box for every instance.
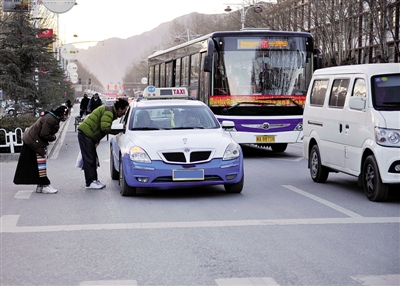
[175,58,181,87]
[160,63,165,87]
[190,54,200,87]
[154,65,159,87]
[182,56,189,86]
[166,61,173,87]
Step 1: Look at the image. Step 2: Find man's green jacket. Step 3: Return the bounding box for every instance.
[78,105,120,143]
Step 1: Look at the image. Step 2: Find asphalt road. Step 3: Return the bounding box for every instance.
[1,106,399,286]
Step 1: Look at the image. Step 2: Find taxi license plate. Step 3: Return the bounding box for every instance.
[256,135,275,143]
[173,169,204,181]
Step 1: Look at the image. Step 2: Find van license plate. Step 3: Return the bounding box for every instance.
[256,135,275,143]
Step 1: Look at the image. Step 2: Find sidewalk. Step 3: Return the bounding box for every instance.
[0,111,73,162]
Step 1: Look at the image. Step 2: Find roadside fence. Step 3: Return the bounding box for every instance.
[0,127,24,153]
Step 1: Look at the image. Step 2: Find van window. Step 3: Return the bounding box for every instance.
[310,79,329,106]
[372,74,400,110]
[352,79,366,97]
[329,79,349,108]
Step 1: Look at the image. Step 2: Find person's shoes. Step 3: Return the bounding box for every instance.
[86,181,105,189]
[42,185,58,194]
[36,185,43,193]
[96,180,106,188]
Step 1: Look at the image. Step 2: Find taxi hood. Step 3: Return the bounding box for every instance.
[127,129,236,158]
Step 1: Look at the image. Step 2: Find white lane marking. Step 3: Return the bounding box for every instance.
[14,190,33,199]
[80,280,137,285]
[216,277,280,285]
[49,115,71,160]
[1,215,398,234]
[351,274,400,286]
[282,185,363,218]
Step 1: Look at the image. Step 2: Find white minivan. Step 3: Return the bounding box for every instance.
[303,63,400,201]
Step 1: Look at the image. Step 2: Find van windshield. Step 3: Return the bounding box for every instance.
[372,74,400,110]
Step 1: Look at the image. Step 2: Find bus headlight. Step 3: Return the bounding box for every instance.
[223,143,240,160]
[375,127,400,147]
[130,146,151,163]
[294,122,303,131]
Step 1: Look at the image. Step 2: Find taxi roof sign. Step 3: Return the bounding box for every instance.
[142,86,189,99]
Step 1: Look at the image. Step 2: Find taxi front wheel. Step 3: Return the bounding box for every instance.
[224,175,244,193]
[119,160,137,196]
[110,148,119,180]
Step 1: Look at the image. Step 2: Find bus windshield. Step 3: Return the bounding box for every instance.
[211,36,313,110]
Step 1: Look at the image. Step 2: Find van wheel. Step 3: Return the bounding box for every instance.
[271,143,287,152]
[119,159,136,196]
[310,145,329,183]
[362,155,389,202]
[110,148,119,180]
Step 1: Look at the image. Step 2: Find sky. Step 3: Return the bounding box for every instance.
[54,0,235,49]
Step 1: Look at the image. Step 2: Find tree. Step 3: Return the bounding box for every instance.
[0,5,67,115]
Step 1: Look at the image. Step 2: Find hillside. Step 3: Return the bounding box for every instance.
[75,20,172,87]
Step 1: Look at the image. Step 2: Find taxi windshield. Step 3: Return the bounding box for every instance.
[130,106,221,130]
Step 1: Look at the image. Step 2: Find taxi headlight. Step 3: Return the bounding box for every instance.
[375,127,400,147]
[129,146,151,163]
[223,142,240,161]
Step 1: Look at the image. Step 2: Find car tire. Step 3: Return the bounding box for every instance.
[310,144,329,183]
[119,159,136,196]
[110,148,119,180]
[8,109,14,116]
[224,174,244,193]
[362,155,389,202]
[271,143,287,152]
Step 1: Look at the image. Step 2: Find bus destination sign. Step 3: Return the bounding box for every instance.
[238,39,288,49]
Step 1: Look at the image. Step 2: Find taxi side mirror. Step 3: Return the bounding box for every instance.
[111,122,125,133]
[221,120,235,129]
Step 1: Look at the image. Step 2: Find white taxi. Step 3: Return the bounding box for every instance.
[110,86,244,196]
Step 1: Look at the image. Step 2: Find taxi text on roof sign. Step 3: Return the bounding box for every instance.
[142,86,189,99]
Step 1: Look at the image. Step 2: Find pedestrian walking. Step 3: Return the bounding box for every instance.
[87,93,102,114]
[80,93,90,118]
[77,98,129,189]
[13,105,69,194]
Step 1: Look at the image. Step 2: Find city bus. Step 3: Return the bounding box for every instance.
[147,29,322,152]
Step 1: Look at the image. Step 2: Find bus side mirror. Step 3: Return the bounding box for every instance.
[203,55,212,72]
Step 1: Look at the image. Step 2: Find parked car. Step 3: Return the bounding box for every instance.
[110,86,244,196]
[303,63,400,202]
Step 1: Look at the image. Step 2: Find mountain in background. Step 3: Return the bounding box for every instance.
[75,13,213,88]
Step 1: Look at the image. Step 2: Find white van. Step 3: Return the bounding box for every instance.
[303,63,400,201]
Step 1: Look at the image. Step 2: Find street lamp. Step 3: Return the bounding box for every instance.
[224,0,264,29]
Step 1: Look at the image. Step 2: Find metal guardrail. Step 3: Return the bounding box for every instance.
[0,127,25,153]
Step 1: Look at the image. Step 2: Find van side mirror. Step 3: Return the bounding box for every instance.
[349,96,366,111]
[203,55,212,72]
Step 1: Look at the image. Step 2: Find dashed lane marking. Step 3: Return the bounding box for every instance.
[14,190,33,199]
[351,274,400,286]
[283,185,363,218]
[80,280,138,285]
[216,277,280,285]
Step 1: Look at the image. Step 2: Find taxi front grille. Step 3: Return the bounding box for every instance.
[162,151,212,163]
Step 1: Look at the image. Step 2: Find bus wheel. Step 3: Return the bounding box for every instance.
[310,145,329,183]
[119,160,136,196]
[271,143,287,152]
[362,155,389,202]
